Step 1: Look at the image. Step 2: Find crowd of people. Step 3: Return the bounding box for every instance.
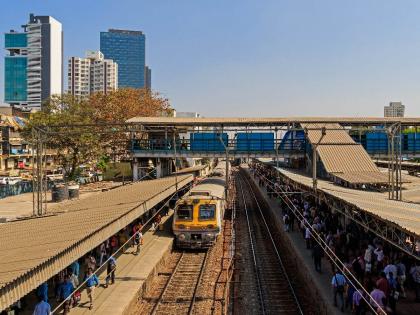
[30,218,146,315]
[251,162,420,315]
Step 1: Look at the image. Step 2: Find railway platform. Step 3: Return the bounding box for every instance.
[20,212,174,315]
[245,164,420,315]
[68,214,174,315]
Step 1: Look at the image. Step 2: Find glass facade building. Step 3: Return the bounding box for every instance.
[100,29,145,88]
[5,57,27,102]
[5,33,27,48]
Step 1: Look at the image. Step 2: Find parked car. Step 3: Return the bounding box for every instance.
[0,177,22,185]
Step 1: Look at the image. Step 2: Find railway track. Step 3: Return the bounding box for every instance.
[235,170,304,315]
[150,251,208,315]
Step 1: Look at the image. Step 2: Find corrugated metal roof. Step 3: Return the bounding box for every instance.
[127,116,420,126]
[317,145,380,173]
[276,168,420,237]
[300,123,355,144]
[0,175,193,311]
[302,123,385,184]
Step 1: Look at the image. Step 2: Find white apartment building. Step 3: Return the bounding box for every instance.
[384,102,405,118]
[68,51,118,98]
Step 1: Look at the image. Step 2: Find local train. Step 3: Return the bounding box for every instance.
[172,160,228,249]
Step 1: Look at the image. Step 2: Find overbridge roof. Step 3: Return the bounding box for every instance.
[127,116,420,126]
[301,123,388,185]
[0,175,193,311]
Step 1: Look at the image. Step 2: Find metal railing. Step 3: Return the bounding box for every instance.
[131,139,306,153]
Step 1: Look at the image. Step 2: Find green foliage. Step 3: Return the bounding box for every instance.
[22,94,103,180]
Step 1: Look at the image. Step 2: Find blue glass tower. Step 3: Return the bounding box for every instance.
[4,32,28,104]
[100,29,145,88]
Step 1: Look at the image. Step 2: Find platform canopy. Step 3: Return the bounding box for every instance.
[0,175,193,311]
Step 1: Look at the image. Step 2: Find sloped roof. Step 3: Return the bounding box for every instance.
[0,175,193,311]
[301,123,387,185]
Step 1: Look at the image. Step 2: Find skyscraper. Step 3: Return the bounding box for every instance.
[100,29,145,88]
[145,66,152,89]
[68,51,118,98]
[4,14,63,109]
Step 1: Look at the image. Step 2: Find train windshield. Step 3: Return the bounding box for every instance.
[176,205,193,220]
[199,204,216,220]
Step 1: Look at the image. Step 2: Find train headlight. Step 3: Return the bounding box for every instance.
[205,233,214,240]
[178,234,186,241]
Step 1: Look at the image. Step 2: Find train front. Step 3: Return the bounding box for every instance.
[172,197,221,249]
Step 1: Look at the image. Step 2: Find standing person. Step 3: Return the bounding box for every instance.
[331,270,347,312]
[134,228,143,255]
[312,242,323,273]
[289,210,295,232]
[410,260,420,302]
[110,235,119,254]
[98,242,107,267]
[283,212,290,232]
[85,254,96,272]
[70,260,80,279]
[105,256,117,287]
[32,296,51,315]
[352,288,366,315]
[396,259,407,298]
[387,272,398,313]
[57,275,74,315]
[376,272,390,299]
[305,225,312,249]
[84,268,99,310]
[370,283,386,313]
[36,282,49,303]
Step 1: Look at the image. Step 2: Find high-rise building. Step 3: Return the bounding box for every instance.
[100,29,145,88]
[68,51,118,98]
[4,14,63,109]
[145,66,152,89]
[384,102,405,117]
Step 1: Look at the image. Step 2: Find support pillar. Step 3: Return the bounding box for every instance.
[132,158,139,181]
[156,158,163,178]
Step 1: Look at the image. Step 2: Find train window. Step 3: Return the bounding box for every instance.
[199,204,216,220]
[176,205,193,220]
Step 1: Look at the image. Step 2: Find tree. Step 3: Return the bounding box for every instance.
[88,88,171,123]
[23,94,102,180]
[24,88,172,180]
[88,88,172,160]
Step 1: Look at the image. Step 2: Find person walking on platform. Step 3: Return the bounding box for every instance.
[312,242,323,273]
[70,260,80,279]
[134,228,143,255]
[57,274,74,315]
[410,260,420,302]
[32,296,51,315]
[105,256,117,287]
[331,270,347,312]
[36,282,49,303]
[84,268,99,310]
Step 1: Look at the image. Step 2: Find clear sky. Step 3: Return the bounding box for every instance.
[1,0,420,117]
